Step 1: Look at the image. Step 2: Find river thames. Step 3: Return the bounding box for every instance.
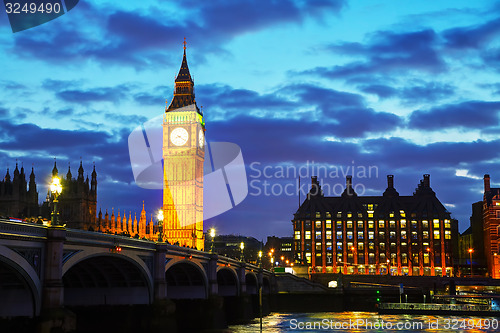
[229,312,500,332]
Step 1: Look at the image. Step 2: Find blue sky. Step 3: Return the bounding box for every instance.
[1,0,500,240]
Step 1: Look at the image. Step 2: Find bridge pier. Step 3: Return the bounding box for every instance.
[208,253,219,296]
[38,226,75,333]
[153,243,168,301]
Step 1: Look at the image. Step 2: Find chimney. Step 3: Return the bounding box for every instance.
[346,175,352,188]
[484,174,491,192]
[387,175,394,188]
[423,174,430,188]
[311,176,317,185]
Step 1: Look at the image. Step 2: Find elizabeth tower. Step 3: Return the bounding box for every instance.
[162,42,205,250]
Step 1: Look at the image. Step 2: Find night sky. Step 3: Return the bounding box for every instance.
[1,0,500,241]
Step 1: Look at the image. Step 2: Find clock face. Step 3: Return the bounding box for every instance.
[170,127,189,146]
[199,130,204,148]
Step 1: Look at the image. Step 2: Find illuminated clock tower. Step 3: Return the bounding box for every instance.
[162,40,205,250]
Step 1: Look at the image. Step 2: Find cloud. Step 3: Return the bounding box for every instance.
[443,17,500,49]
[303,29,445,79]
[10,0,346,68]
[408,100,500,130]
[55,85,132,104]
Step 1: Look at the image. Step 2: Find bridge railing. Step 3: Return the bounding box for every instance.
[0,219,47,240]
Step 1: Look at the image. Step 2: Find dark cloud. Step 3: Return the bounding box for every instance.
[56,85,132,104]
[408,101,500,130]
[303,29,445,79]
[443,18,500,49]
[359,81,454,103]
[11,0,346,68]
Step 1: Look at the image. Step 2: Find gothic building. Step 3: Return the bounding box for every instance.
[48,161,97,230]
[292,175,457,276]
[162,41,205,250]
[0,163,38,218]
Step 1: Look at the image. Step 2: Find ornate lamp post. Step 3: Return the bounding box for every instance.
[49,176,62,226]
[258,250,263,268]
[157,210,164,242]
[468,248,474,277]
[240,241,245,262]
[209,228,216,253]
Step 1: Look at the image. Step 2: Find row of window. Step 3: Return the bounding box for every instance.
[308,208,444,219]
[296,219,452,231]
[298,252,449,265]
[295,230,452,240]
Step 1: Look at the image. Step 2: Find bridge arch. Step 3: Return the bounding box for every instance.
[262,276,271,294]
[217,267,239,296]
[62,252,153,306]
[165,260,208,299]
[245,272,258,295]
[0,245,41,317]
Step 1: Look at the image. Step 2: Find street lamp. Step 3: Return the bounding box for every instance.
[49,176,62,226]
[468,248,474,277]
[157,209,164,242]
[258,250,263,268]
[209,228,216,253]
[240,242,245,261]
[387,259,390,275]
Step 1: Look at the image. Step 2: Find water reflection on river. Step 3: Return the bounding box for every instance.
[229,312,500,332]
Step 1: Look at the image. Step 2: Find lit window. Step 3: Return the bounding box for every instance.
[347,212,352,218]
[445,230,451,239]
[316,212,321,218]
[379,220,385,228]
[306,252,311,264]
[326,230,332,239]
[434,230,440,239]
[358,212,363,218]
[336,212,342,218]
[400,220,406,228]
[326,220,332,228]
[379,231,385,238]
[358,221,364,229]
[400,210,406,217]
[423,231,429,239]
[389,212,395,218]
[433,219,440,229]
[369,242,375,250]
[368,221,374,229]
[423,220,429,228]
[316,231,322,240]
[401,242,407,247]
[347,231,353,240]
[336,231,342,240]
[380,242,385,250]
[305,220,311,228]
[337,242,342,250]
[358,231,364,239]
[380,253,386,261]
[315,221,322,229]
[294,231,301,240]
[368,231,374,240]
[347,221,353,228]
[305,231,311,240]
[368,212,374,218]
[316,243,321,250]
[390,231,395,239]
[444,220,450,229]
[412,221,418,229]
[358,243,364,250]
[412,231,418,240]
[402,253,408,264]
[326,212,331,218]
[326,242,333,251]
[401,231,407,239]
[390,221,396,228]
[423,253,429,264]
[368,204,373,210]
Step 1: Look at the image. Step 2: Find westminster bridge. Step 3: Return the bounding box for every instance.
[0,219,277,331]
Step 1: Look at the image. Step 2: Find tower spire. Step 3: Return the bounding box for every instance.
[166,39,199,113]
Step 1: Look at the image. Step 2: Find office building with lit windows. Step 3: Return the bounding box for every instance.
[292,174,457,276]
[483,174,500,278]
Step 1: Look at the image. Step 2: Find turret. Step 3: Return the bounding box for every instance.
[91,164,97,193]
[52,160,58,176]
